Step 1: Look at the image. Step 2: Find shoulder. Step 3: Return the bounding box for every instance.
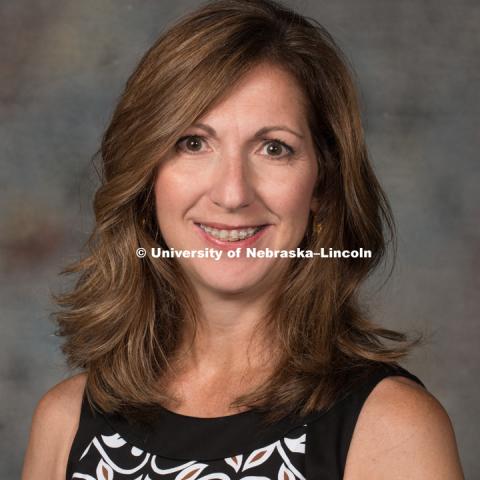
[21,372,87,480]
[344,375,465,480]
[31,372,87,429]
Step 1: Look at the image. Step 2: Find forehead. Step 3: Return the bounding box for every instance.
[197,62,309,128]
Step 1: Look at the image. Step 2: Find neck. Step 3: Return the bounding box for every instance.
[172,285,280,380]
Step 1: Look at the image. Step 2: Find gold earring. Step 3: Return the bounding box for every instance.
[313,222,322,234]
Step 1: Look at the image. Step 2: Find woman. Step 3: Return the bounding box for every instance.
[22,0,464,479]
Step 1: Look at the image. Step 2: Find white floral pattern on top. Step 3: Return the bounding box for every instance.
[71,424,307,480]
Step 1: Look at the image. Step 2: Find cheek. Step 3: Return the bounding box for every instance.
[262,169,317,220]
[154,181,173,220]
[154,170,185,226]
[154,162,197,212]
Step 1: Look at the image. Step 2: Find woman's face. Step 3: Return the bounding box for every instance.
[154,62,319,298]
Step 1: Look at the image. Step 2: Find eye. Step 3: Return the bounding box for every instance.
[175,135,208,154]
[260,139,295,158]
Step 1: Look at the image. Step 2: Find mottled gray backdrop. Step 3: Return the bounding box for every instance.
[1,0,478,477]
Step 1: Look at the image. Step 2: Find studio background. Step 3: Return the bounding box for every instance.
[1,0,478,477]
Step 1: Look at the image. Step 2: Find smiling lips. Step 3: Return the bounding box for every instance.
[195,222,268,242]
[196,222,267,230]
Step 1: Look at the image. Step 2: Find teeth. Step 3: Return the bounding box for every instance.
[199,224,263,242]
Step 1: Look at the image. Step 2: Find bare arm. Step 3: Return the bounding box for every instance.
[344,376,465,480]
[21,373,87,480]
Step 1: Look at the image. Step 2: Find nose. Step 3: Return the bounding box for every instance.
[208,152,256,210]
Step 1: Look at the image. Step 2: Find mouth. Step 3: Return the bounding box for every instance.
[194,222,269,243]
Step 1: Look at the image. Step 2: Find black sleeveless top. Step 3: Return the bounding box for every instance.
[66,363,425,479]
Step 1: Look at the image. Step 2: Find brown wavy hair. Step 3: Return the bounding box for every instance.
[52,0,423,424]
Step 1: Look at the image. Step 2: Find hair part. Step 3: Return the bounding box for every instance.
[52,0,423,424]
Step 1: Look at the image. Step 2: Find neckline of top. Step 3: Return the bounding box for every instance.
[157,403,257,422]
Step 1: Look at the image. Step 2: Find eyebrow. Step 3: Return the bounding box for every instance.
[190,122,305,140]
